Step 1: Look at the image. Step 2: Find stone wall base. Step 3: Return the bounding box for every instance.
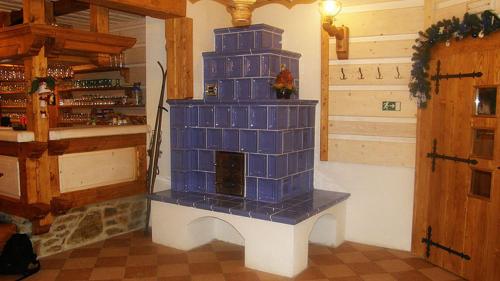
[0,195,147,257]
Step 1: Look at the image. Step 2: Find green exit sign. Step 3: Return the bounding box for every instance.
[382,101,401,111]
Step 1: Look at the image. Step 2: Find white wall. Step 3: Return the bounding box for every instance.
[252,2,415,250]
[146,1,232,191]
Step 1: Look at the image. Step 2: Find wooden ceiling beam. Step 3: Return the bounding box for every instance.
[9,0,90,26]
[80,0,186,19]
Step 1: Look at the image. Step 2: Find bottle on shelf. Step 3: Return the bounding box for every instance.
[131,82,142,105]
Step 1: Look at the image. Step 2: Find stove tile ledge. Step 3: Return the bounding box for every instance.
[148,189,349,225]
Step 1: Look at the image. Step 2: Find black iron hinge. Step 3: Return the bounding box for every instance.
[421,226,471,260]
[431,60,483,95]
[427,139,477,172]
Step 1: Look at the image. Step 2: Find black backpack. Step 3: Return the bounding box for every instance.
[0,234,40,280]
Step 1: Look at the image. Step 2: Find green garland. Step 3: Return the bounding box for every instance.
[410,10,500,107]
[29,77,56,94]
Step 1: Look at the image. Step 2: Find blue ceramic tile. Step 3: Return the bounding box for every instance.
[282,177,292,197]
[269,55,281,77]
[250,206,276,220]
[191,128,206,149]
[206,172,216,193]
[268,107,288,129]
[245,177,257,200]
[249,107,267,129]
[240,130,257,152]
[212,200,242,214]
[291,173,301,192]
[306,149,314,170]
[268,155,288,179]
[283,131,294,153]
[188,106,199,127]
[299,107,308,127]
[248,154,267,177]
[215,34,222,53]
[188,171,206,193]
[198,150,215,172]
[215,106,230,127]
[271,209,309,224]
[297,150,307,172]
[290,58,299,79]
[222,33,237,53]
[251,78,272,100]
[293,130,303,151]
[231,106,248,128]
[171,171,189,192]
[188,150,198,170]
[244,55,260,77]
[207,129,222,149]
[288,106,298,129]
[308,106,315,127]
[307,170,314,192]
[171,150,184,170]
[256,31,273,49]
[258,131,283,154]
[170,128,178,149]
[204,58,225,80]
[303,128,314,149]
[199,106,214,127]
[257,178,281,203]
[288,152,298,175]
[218,80,235,101]
[260,55,270,76]
[272,33,282,49]
[226,56,243,78]
[177,192,206,206]
[238,32,254,51]
[280,57,290,70]
[223,129,239,151]
[235,79,251,100]
[176,129,190,149]
[170,106,186,128]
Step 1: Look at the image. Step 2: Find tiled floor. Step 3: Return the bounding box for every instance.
[1,231,464,281]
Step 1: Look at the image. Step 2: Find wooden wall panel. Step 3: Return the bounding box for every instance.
[336,7,424,37]
[329,40,415,59]
[325,0,422,165]
[329,120,416,137]
[328,138,416,167]
[329,91,417,117]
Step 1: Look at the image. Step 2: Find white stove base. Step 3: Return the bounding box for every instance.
[151,201,346,278]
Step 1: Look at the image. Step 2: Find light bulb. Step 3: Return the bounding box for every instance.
[321,0,342,17]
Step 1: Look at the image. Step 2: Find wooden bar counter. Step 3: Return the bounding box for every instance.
[0,125,147,233]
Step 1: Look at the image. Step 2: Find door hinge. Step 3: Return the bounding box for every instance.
[421,226,471,261]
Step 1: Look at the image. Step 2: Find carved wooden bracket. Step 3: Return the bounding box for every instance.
[0,24,46,60]
[21,142,48,159]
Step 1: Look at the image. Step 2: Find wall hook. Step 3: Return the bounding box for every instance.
[340,67,347,80]
[358,67,364,80]
[376,67,383,79]
[395,66,402,79]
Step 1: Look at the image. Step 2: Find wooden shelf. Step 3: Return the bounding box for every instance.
[73,66,130,83]
[0,24,137,60]
[0,106,26,109]
[0,91,26,95]
[58,104,144,109]
[58,86,132,92]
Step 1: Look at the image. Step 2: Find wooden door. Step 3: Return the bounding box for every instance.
[413,34,500,281]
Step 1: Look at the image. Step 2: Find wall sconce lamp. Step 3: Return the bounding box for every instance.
[321,0,349,60]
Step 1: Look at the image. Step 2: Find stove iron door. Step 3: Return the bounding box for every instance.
[215,151,244,197]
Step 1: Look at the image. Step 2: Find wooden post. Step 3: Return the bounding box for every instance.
[166,17,193,100]
[90,4,111,66]
[23,0,53,228]
[320,26,330,161]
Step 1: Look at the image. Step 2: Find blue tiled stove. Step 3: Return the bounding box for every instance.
[168,24,317,204]
[152,25,350,277]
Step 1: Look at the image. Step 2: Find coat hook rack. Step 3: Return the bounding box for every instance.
[395,66,402,79]
[376,67,383,79]
[340,67,347,80]
[358,67,364,80]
